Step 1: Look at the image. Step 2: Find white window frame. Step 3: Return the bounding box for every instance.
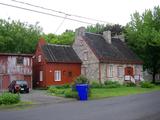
[83,51,88,60]
[135,66,140,75]
[117,66,123,77]
[38,55,42,62]
[40,71,43,81]
[109,65,113,77]
[54,70,61,81]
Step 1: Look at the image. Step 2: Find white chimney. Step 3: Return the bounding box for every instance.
[118,34,125,42]
[112,34,125,42]
[75,27,85,37]
[103,31,111,44]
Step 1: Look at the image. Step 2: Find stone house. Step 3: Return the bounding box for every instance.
[73,27,143,84]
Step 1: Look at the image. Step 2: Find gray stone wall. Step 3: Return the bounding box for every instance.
[100,63,143,84]
[73,28,99,82]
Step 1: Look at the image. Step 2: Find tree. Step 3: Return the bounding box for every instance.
[0,18,43,53]
[125,6,160,83]
[86,23,106,34]
[86,23,124,36]
[44,30,75,45]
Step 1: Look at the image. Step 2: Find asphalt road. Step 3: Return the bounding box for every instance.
[0,91,160,120]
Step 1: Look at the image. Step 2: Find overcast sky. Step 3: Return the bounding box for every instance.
[0,0,160,34]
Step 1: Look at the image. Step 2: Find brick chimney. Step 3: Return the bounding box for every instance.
[38,38,46,46]
[103,31,111,44]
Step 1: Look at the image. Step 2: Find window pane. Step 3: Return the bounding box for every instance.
[84,52,88,60]
[17,57,24,64]
[117,67,123,77]
[40,71,43,81]
[109,65,113,77]
[54,70,61,81]
[38,55,41,62]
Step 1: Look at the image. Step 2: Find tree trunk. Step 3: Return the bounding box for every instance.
[152,72,156,84]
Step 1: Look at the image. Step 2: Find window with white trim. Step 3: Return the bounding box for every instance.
[84,51,88,60]
[40,71,43,81]
[80,39,83,46]
[135,66,140,75]
[109,65,113,77]
[54,70,61,81]
[117,66,123,77]
[38,55,42,62]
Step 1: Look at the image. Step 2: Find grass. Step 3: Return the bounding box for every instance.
[47,85,160,100]
[0,101,33,110]
[89,86,160,99]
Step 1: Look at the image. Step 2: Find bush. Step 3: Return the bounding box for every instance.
[64,90,79,99]
[124,82,136,87]
[140,81,155,88]
[90,81,102,88]
[0,93,20,105]
[48,87,65,94]
[71,82,77,91]
[49,84,70,89]
[104,80,121,88]
[75,75,89,84]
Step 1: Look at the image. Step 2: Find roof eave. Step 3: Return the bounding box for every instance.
[100,59,143,65]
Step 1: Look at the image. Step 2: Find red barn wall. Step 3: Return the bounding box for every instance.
[0,54,32,90]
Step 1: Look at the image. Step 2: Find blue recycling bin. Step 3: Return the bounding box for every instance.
[76,84,89,101]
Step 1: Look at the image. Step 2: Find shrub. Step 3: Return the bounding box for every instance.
[124,82,136,87]
[71,82,76,91]
[48,87,65,94]
[49,84,70,89]
[104,80,121,88]
[140,81,155,88]
[64,90,79,99]
[90,81,102,88]
[48,86,57,93]
[75,75,89,84]
[0,93,20,105]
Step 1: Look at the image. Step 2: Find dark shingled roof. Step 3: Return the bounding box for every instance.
[83,32,143,64]
[41,44,81,63]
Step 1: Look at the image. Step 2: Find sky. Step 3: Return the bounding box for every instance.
[0,0,160,34]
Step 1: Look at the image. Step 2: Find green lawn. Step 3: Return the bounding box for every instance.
[0,101,33,110]
[89,86,160,99]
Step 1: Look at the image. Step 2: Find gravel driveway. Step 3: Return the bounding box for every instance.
[20,90,74,104]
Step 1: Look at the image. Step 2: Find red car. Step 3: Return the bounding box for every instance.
[8,80,29,93]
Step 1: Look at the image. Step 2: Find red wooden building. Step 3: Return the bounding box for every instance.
[33,39,81,88]
[0,53,33,90]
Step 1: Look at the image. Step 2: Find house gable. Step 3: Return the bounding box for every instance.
[33,38,47,65]
[33,39,81,87]
[73,28,99,64]
[73,27,99,81]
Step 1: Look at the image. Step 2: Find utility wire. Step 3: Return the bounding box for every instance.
[0,2,96,25]
[54,15,67,34]
[11,0,108,23]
